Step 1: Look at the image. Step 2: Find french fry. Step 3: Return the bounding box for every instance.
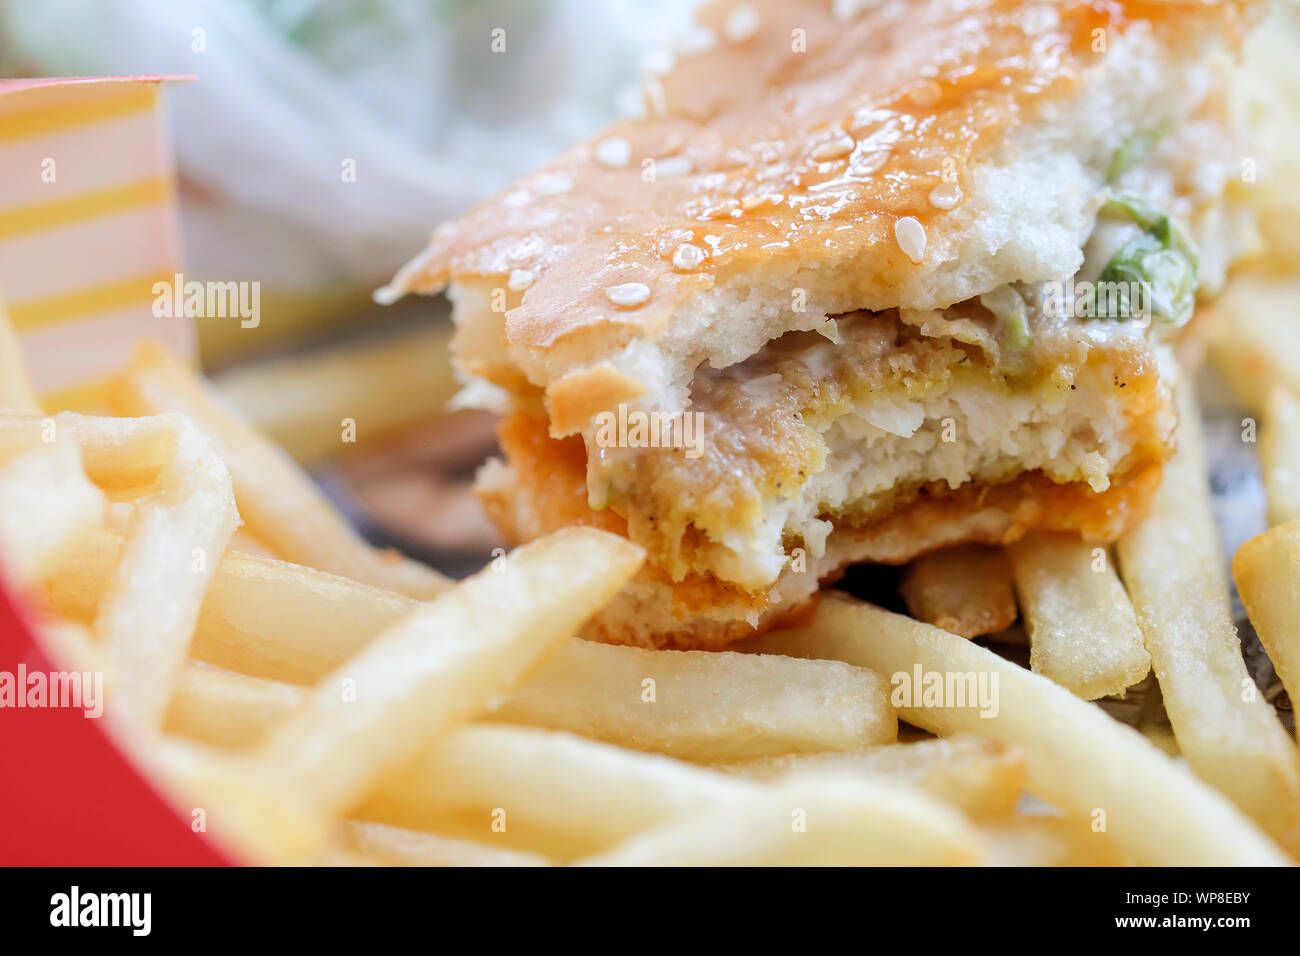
[170,675,776,861]
[212,323,457,466]
[334,820,550,867]
[3,413,238,728]
[165,643,897,764]
[37,623,313,865]
[44,527,413,683]
[255,528,643,819]
[575,773,985,866]
[146,737,325,866]
[489,641,897,761]
[107,341,450,600]
[899,545,1017,639]
[13,286,1300,867]
[1236,4,1300,273]
[166,662,305,749]
[0,440,104,589]
[1233,521,1300,720]
[982,815,1132,867]
[226,527,279,559]
[359,725,763,861]
[716,735,1025,819]
[1116,378,1300,851]
[1208,275,1300,414]
[75,414,237,728]
[48,534,897,759]
[1008,533,1150,700]
[166,671,785,861]
[1260,385,1300,526]
[306,845,380,867]
[750,594,1291,865]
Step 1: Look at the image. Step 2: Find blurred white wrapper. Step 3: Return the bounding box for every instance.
[0,0,698,342]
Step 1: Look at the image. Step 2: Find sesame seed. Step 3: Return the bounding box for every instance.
[724,4,760,43]
[638,47,674,77]
[507,269,535,291]
[1022,6,1060,35]
[534,172,572,195]
[852,148,890,175]
[894,217,927,263]
[832,0,883,20]
[675,25,717,56]
[672,243,707,271]
[606,282,652,307]
[907,81,942,108]
[643,78,668,118]
[699,199,741,220]
[811,133,855,162]
[655,155,693,178]
[595,137,632,168]
[928,181,963,210]
[741,192,784,211]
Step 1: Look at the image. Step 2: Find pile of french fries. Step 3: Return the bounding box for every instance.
[2,293,1299,867]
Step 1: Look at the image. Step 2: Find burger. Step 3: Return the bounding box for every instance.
[380,0,1262,648]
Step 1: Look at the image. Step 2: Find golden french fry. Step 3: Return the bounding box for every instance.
[166,662,305,749]
[34,631,319,866]
[167,637,899,761]
[256,528,643,818]
[899,545,1017,639]
[44,527,412,683]
[213,323,457,466]
[170,672,771,862]
[165,666,783,860]
[146,737,326,866]
[716,735,1025,819]
[0,439,104,588]
[50,533,897,759]
[1236,4,1300,272]
[165,641,897,767]
[305,845,380,867]
[1233,521,1300,726]
[982,815,1132,867]
[751,594,1291,865]
[1117,378,1300,851]
[1260,385,1300,526]
[1208,275,1300,414]
[576,773,984,866]
[489,641,897,761]
[359,724,762,861]
[3,413,238,728]
[334,820,550,867]
[227,527,279,560]
[76,414,237,728]
[108,341,450,599]
[1008,533,1150,699]
[163,661,902,860]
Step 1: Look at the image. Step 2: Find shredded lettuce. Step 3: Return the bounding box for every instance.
[1090,193,1199,326]
[1106,129,1164,183]
[979,285,1032,350]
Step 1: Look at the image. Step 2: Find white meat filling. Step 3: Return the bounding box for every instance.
[707,359,1143,592]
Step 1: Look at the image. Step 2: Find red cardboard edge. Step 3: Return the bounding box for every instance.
[0,579,234,866]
